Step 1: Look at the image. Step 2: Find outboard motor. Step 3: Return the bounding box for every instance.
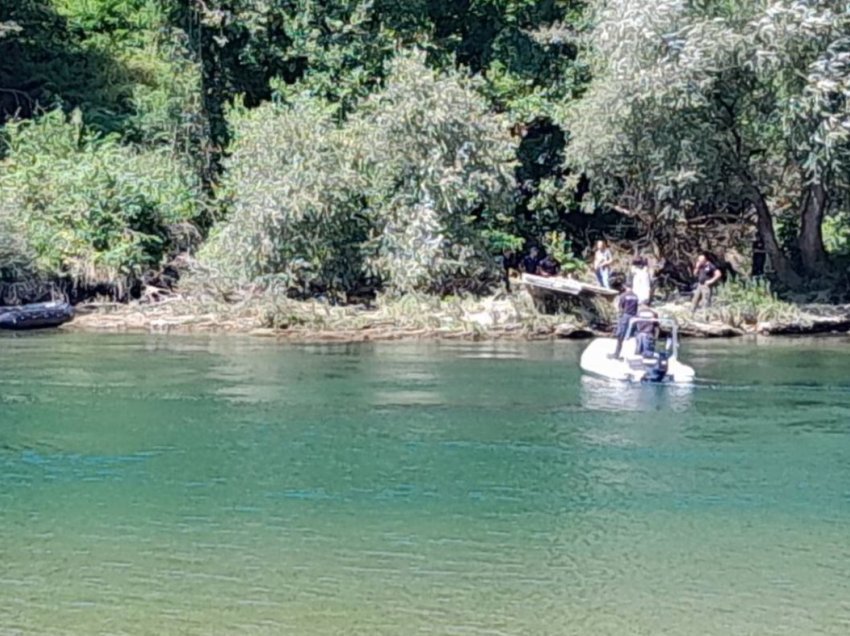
[644,351,669,383]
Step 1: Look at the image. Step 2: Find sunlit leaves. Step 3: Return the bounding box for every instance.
[567,0,850,277]
[0,110,201,290]
[201,53,516,296]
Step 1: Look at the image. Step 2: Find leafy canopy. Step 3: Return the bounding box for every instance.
[566,0,850,282]
[200,52,516,296]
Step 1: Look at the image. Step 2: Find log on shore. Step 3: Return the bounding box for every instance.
[679,321,747,338]
[758,314,850,335]
[554,323,600,339]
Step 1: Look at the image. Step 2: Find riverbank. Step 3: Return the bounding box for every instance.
[63,288,850,341]
[67,291,598,341]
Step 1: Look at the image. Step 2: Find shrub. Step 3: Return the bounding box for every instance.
[197,96,372,296]
[352,52,517,294]
[711,278,800,326]
[542,231,586,274]
[0,109,201,296]
[0,200,46,303]
[200,52,517,297]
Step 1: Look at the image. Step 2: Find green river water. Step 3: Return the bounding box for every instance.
[1,334,849,635]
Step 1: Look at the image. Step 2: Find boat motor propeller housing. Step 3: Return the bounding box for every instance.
[643,351,669,383]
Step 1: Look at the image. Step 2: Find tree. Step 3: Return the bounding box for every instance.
[0,0,202,141]
[566,0,850,288]
[199,52,516,296]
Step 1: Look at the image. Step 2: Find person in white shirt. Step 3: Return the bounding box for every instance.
[631,256,652,305]
[593,240,613,289]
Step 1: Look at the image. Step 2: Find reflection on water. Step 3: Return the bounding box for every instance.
[579,375,694,412]
[2,334,850,635]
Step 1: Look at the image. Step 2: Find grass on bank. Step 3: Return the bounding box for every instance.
[77,278,592,338]
[708,278,802,326]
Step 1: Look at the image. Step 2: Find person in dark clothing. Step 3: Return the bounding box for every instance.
[610,283,640,359]
[538,254,561,277]
[634,304,659,356]
[521,247,541,275]
[691,253,722,316]
[500,248,520,292]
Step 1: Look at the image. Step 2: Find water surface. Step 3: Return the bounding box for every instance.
[2,334,850,635]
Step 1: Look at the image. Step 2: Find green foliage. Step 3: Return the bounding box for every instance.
[823,214,850,255]
[0,0,201,143]
[712,278,800,325]
[198,94,371,295]
[200,53,516,296]
[268,1,398,115]
[567,0,850,284]
[352,53,517,293]
[0,110,201,293]
[542,230,586,273]
[0,0,594,308]
[0,199,46,303]
[188,0,586,121]
[482,229,525,253]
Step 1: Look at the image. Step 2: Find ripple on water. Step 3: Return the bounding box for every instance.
[2,335,850,634]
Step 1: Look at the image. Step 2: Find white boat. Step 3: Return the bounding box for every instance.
[580,316,695,384]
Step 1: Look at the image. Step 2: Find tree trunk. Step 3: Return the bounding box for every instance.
[752,192,803,289]
[798,181,829,276]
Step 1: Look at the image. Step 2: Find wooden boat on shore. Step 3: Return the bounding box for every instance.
[521,273,618,299]
[0,301,74,330]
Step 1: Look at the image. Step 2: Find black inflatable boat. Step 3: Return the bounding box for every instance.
[0,302,74,330]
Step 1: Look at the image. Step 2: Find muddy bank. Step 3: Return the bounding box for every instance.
[61,294,850,342]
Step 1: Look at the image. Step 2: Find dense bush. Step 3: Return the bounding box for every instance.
[197,96,371,295]
[0,200,45,303]
[0,110,201,296]
[351,53,516,293]
[1,0,202,141]
[712,278,800,326]
[199,53,516,297]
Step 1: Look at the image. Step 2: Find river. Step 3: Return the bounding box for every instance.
[1,334,849,634]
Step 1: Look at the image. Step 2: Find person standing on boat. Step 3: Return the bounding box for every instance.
[631,256,652,305]
[593,240,613,289]
[610,282,639,359]
[691,253,722,316]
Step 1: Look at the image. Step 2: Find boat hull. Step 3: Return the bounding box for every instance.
[0,302,74,330]
[580,337,695,384]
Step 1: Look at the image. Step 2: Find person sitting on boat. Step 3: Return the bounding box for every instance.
[538,254,561,278]
[610,282,639,360]
[634,304,659,357]
[521,247,541,275]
